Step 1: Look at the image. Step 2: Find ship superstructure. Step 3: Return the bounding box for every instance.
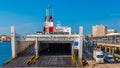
[55,23,71,35]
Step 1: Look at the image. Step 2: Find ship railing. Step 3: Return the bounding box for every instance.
[15,34,26,41]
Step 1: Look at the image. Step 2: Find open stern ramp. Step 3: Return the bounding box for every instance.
[26,34,82,57]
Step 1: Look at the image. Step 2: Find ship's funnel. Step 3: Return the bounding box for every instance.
[43,5,55,33]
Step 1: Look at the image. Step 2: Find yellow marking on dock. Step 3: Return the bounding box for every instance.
[31,55,40,64]
[27,55,40,64]
[26,55,35,64]
[12,56,17,60]
[78,55,83,68]
[71,54,75,64]
[74,55,78,68]
[72,54,80,68]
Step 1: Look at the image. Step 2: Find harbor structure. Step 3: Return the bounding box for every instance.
[87,25,120,58]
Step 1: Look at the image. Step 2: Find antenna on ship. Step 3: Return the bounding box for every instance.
[46,4,50,17]
[52,9,54,17]
[57,20,61,27]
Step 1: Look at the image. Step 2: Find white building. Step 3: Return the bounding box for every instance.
[107,29,117,34]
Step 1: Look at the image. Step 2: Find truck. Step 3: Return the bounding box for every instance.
[93,50,104,63]
[104,54,114,63]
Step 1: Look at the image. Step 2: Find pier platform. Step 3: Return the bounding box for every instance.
[3,44,82,68]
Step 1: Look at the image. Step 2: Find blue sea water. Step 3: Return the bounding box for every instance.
[0,42,11,66]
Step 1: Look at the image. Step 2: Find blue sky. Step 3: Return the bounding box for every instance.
[0,0,120,35]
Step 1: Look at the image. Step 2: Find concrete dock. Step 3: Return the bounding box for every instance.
[3,44,82,68]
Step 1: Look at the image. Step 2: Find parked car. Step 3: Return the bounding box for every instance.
[104,54,115,63]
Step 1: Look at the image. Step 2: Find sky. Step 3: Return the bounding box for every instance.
[0,0,120,35]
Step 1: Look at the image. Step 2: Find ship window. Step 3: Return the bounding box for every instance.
[97,55,103,58]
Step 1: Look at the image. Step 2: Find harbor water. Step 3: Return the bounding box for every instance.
[0,42,11,66]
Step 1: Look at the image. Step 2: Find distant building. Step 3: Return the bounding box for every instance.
[0,35,7,41]
[107,29,117,34]
[87,34,93,38]
[92,25,107,37]
[0,35,11,41]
